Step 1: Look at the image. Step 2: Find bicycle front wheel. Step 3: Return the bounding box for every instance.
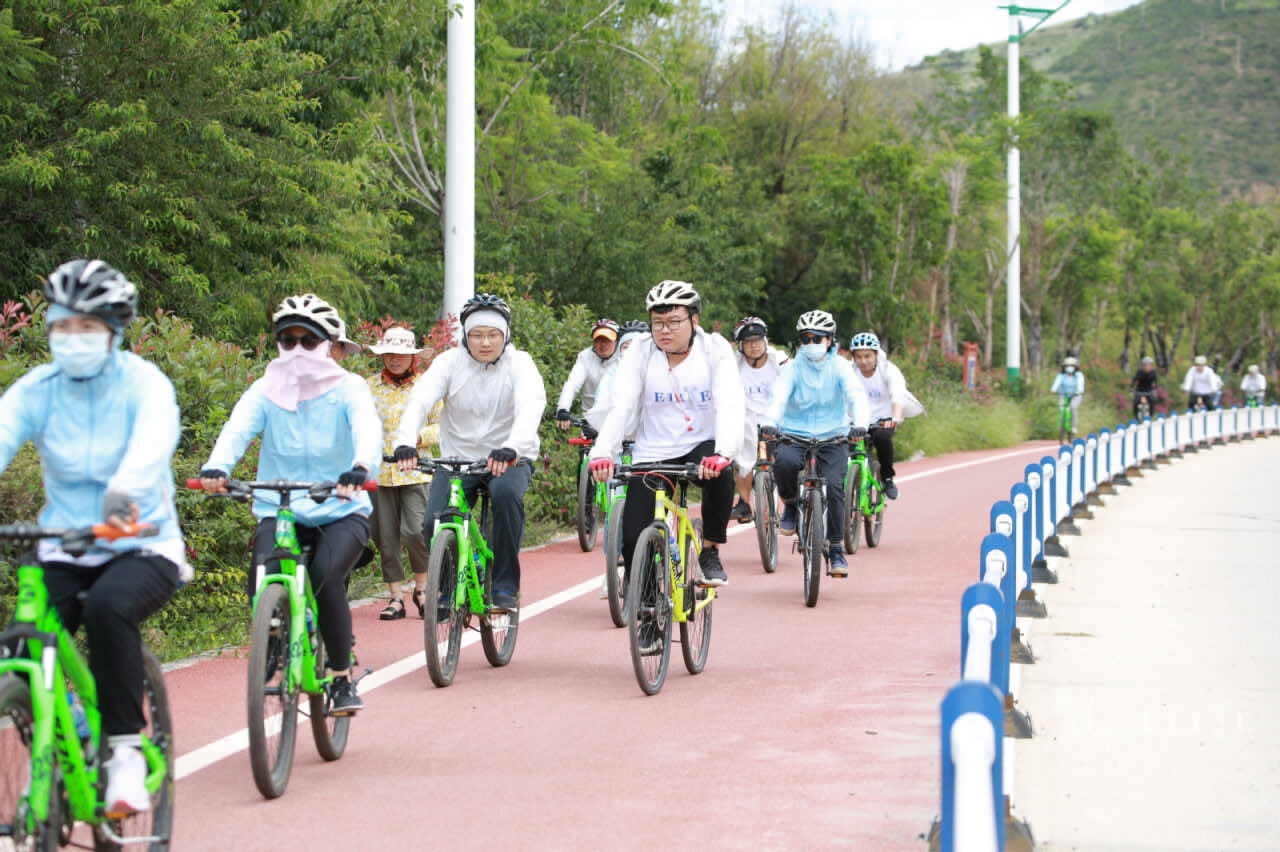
[604,495,628,628]
[680,519,712,675]
[425,528,464,687]
[865,461,884,548]
[628,525,672,695]
[481,557,520,667]
[802,488,823,608]
[0,675,61,852]
[95,647,175,851]
[308,609,349,763]
[247,583,298,799]
[752,470,778,573]
[844,462,862,555]
[576,461,600,552]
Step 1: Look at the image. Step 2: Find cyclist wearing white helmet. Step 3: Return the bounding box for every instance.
[393,293,546,613]
[0,259,187,817]
[588,280,744,598]
[1241,363,1267,405]
[1051,355,1086,436]
[201,292,382,716]
[758,311,870,576]
[729,316,789,523]
[1179,354,1220,411]
[555,318,621,431]
[1129,356,1160,419]
[849,331,911,501]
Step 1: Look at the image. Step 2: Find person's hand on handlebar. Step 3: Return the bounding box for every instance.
[487,447,518,477]
[697,454,731,480]
[103,490,140,529]
[198,468,229,495]
[589,457,613,484]
[334,465,369,501]
[555,408,573,430]
[759,424,780,441]
[393,444,419,474]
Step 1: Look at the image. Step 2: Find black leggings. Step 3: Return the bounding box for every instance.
[251,513,370,672]
[44,553,180,737]
[869,426,896,480]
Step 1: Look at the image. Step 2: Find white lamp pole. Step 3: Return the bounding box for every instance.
[1000,2,1069,391]
[443,0,476,323]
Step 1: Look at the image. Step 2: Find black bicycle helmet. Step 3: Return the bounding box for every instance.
[734,316,768,342]
[460,293,512,356]
[45,259,138,329]
[619,319,649,335]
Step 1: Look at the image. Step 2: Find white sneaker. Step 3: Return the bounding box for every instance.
[598,574,609,600]
[103,745,150,817]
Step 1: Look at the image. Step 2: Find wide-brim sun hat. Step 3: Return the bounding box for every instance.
[369,326,423,355]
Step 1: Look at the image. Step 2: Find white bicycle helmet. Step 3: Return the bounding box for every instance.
[272,293,343,340]
[645,280,701,313]
[1063,356,1079,368]
[849,331,880,352]
[45,259,138,329]
[734,316,768,342]
[796,310,837,336]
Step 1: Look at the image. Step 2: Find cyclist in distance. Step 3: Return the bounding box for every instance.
[0,259,187,816]
[199,293,381,715]
[583,319,649,429]
[392,294,546,612]
[730,316,788,523]
[587,280,744,588]
[1051,355,1086,438]
[849,331,912,501]
[1241,363,1267,406]
[1130,356,1160,419]
[555,318,621,431]
[759,311,870,576]
[1180,355,1221,411]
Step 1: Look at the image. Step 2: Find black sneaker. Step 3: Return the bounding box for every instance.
[637,620,663,656]
[730,498,753,523]
[779,503,798,535]
[883,479,899,500]
[328,676,363,716]
[491,590,519,611]
[697,547,728,587]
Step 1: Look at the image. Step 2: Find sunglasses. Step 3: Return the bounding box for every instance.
[798,333,828,345]
[277,333,325,351]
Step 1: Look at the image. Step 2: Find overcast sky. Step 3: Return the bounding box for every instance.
[718,0,1144,70]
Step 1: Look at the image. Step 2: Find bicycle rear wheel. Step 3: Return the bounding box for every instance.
[424,529,464,687]
[751,469,778,573]
[95,647,174,851]
[308,608,349,762]
[844,461,862,555]
[680,519,712,675]
[575,461,600,552]
[628,525,672,695]
[247,583,298,799]
[802,488,823,608]
[481,557,520,667]
[604,495,628,628]
[0,675,61,852]
[865,461,884,548]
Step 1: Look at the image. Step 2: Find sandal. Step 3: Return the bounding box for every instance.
[411,588,426,619]
[378,598,406,621]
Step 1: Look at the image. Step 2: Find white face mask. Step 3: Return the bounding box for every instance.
[800,342,829,363]
[1065,366,1076,374]
[49,331,112,378]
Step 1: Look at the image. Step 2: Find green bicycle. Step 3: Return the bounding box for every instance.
[0,522,173,851]
[618,462,716,696]
[413,457,520,688]
[187,478,373,799]
[599,439,635,629]
[844,427,886,554]
[1057,395,1076,444]
[567,418,604,553]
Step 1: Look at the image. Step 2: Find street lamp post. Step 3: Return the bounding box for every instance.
[999,2,1069,393]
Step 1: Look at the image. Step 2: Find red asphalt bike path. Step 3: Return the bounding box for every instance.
[160,443,1055,850]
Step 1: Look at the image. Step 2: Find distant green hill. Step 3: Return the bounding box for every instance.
[884,0,1280,202]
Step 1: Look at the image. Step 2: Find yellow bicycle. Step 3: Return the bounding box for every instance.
[617,462,716,695]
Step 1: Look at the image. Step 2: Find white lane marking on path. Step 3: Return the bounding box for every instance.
[176,445,1047,779]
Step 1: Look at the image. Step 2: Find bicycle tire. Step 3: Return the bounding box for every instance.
[627,525,672,695]
[865,461,884,548]
[844,460,862,555]
[604,496,628,628]
[308,606,349,763]
[751,469,778,573]
[480,555,520,667]
[424,528,464,687]
[802,487,823,608]
[0,675,62,852]
[575,461,600,552]
[246,583,298,799]
[679,519,712,675]
[95,647,175,851]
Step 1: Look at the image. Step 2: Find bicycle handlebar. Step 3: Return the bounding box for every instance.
[616,461,702,481]
[382,455,490,476]
[0,522,158,557]
[185,478,377,501]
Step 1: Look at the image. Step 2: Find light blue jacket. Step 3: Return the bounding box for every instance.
[0,350,188,577]
[764,353,871,440]
[206,374,381,524]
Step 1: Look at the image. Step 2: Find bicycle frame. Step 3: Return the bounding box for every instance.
[431,465,495,617]
[648,477,715,622]
[848,438,883,517]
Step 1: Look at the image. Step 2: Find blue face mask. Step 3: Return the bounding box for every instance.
[49,331,112,378]
[800,342,829,363]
